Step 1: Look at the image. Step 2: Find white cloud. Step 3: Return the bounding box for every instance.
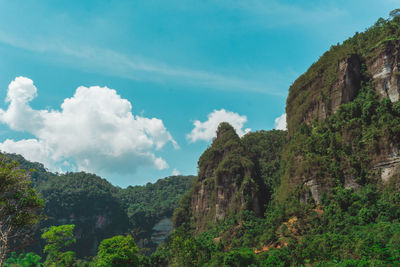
[187,109,250,142]
[0,76,177,176]
[172,168,181,176]
[274,113,286,130]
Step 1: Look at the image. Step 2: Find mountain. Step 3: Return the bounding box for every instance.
[153,15,400,266]
[281,15,400,204]
[173,123,286,233]
[2,153,195,258]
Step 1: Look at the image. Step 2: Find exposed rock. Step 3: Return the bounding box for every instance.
[285,39,400,204]
[368,42,400,102]
[288,40,400,137]
[304,179,323,204]
[373,145,400,183]
[287,54,361,136]
[331,54,362,111]
[190,123,266,232]
[151,217,173,245]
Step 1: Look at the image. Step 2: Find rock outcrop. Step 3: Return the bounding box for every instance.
[372,142,400,184]
[368,41,400,102]
[302,54,362,127]
[287,41,400,137]
[190,123,267,232]
[285,29,400,203]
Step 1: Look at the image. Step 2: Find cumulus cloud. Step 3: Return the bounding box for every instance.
[187,109,251,142]
[0,76,177,175]
[172,168,181,176]
[274,113,286,130]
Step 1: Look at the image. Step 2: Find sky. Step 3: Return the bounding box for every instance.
[0,0,398,187]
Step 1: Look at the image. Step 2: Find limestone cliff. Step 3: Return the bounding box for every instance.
[287,54,361,133]
[283,18,400,204]
[189,123,267,232]
[287,39,400,137]
[368,40,400,102]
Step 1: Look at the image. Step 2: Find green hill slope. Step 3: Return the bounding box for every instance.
[2,152,195,257]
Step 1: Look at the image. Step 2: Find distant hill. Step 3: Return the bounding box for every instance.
[2,152,195,257]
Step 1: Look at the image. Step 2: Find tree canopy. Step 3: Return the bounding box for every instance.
[95,235,139,267]
[41,224,76,266]
[0,157,43,266]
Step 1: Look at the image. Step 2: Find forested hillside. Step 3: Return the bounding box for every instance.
[151,14,400,266]
[2,153,195,257]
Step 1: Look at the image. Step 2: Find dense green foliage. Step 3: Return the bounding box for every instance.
[286,14,400,135]
[0,157,44,266]
[95,235,139,267]
[159,129,287,266]
[242,130,287,201]
[0,152,194,259]
[173,123,286,233]
[279,72,400,203]
[2,154,55,187]
[32,172,129,258]
[154,84,400,266]
[42,225,77,266]
[119,175,195,242]
[6,225,144,267]
[4,252,42,267]
[20,165,192,257]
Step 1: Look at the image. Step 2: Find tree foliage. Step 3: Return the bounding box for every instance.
[95,235,139,267]
[0,157,43,266]
[33,172,129,258]
[4,252,42,267]
[118,175,194,242]
[0,160,195,258]
[41,224,76,266]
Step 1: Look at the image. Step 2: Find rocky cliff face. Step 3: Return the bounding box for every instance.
[368,41,400,102]
[287,42,400,137]
[190,123,267,232]
[284,24,400,204]
[300,54,362,127]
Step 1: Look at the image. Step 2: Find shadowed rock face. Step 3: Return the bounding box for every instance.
[285,40,400,204]
[332,54,362,111]
[190,123,266,233]
[296,54,362,128]
[287,42,400,137]
[151,217,173,245]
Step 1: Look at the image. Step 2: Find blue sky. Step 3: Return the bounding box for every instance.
[0,0,398,187]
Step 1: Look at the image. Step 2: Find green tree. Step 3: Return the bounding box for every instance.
[41,225,76,266]
[4,252,42,267]
[0,157,43,266]
[95,235,139,267]
[223,248,257,267]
